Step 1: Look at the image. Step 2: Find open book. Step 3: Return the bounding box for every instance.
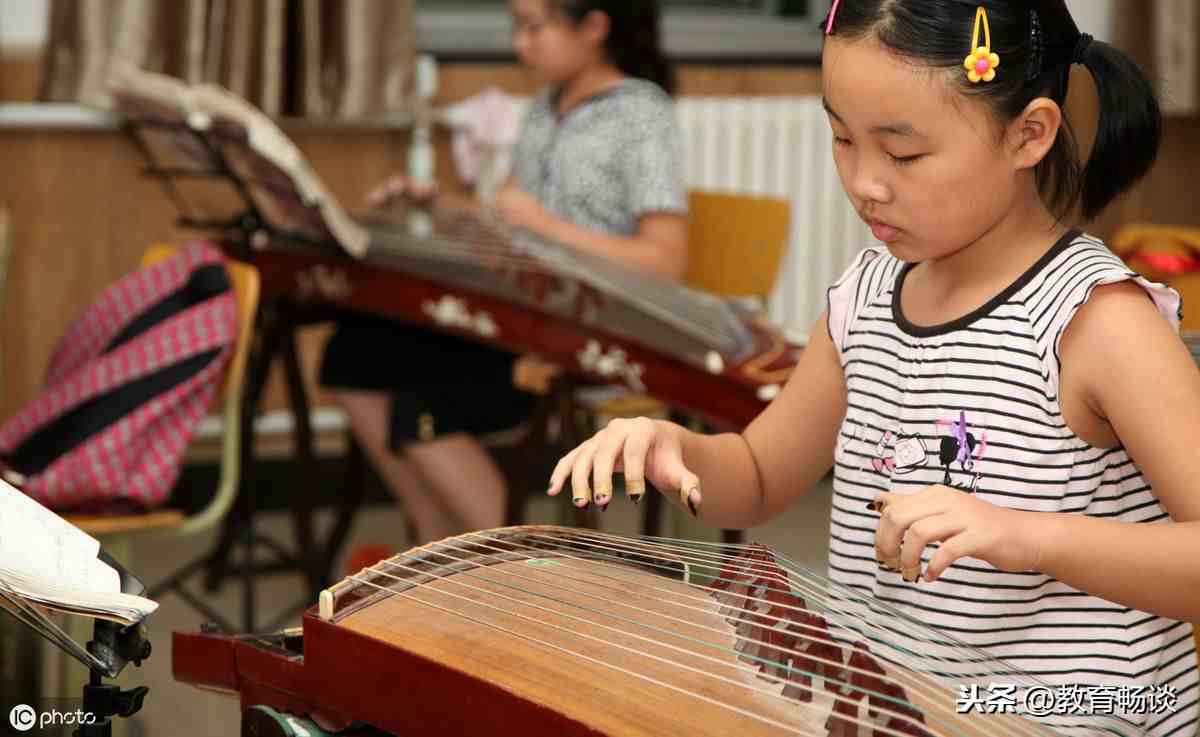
[0,479,157,671]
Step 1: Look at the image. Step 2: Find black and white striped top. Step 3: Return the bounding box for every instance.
[826,230,1198,737]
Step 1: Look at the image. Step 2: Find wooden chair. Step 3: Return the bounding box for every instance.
[683,190,792,308]
[1111,224,1200,333]
[583,190,792,540]
[55,244,260,696]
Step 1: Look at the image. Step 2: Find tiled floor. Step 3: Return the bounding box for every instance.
[41,477,833,737]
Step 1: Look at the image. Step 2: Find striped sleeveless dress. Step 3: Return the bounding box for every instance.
[826,230,1199,737]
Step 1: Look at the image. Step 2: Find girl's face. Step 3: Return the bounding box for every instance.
[822,37,1031,263]
[510,0,604,86]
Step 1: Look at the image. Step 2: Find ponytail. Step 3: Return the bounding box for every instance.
[1074,39,1162,220]
[555,0,676,96]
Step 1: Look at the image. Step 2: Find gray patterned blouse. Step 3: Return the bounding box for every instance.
[511,78,688,237]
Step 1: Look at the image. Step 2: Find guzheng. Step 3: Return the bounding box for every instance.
[107,66,800,431]
[172,526,1149,737]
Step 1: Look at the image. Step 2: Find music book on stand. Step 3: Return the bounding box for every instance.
[0,478,157,673]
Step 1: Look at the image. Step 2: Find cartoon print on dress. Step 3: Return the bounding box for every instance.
[935,410,988,492]
[871,430,928,475]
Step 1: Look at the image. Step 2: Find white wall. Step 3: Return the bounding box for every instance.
[0,0,49,51]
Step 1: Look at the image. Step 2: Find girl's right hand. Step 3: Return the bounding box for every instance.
[365,174,438,209]
[547,418,702,515]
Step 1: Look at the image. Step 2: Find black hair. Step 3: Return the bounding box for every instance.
[553,0,676,96]
[823,0,1161,221]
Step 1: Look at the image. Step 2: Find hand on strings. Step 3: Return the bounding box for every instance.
[364,173,438,209]
[870,486,1045,584]
[493,186,550,231]
[546,418,702,515]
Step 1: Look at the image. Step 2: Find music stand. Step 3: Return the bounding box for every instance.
[107,66,413,633]
[0,549,151,737]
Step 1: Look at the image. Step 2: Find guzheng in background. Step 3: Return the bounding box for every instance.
[174,526,1152,737]
[107,65,800,432]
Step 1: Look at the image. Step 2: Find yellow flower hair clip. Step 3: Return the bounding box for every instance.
[964,6,1000,83]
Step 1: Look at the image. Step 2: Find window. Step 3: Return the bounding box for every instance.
[414,1,830,61]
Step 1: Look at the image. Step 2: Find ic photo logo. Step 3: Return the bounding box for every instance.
[9,704,35,732]
[8,703,98,732]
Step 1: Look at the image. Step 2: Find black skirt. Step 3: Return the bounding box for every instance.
[319,314,536,450]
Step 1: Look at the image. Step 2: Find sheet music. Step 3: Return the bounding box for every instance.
[0,481,155,675]
[0,480,119,595]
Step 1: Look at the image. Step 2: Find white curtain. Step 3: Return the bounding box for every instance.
[39,0,418,119]
[1108,0,1198,117]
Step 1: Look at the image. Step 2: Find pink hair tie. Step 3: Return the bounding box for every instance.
[826,0,843,34]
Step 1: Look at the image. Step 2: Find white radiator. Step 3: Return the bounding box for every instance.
[676,96,874,335]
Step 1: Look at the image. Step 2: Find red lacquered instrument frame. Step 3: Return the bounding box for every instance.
[173,609,603,737]
[245,245,800,431]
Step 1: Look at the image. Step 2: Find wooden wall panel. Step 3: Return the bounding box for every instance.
[0,51,43,103]
[0,130,178,420]
[0,128,413,420]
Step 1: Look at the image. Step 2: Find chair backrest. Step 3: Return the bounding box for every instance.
[63,244,259,536]
[1110,224,1200,332]
[1111,224,1200,261]
[683,191,791,302]
[140,244,259,535]
[140,243,259,401]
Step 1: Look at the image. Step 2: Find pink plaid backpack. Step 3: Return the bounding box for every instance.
[0,242,239,512]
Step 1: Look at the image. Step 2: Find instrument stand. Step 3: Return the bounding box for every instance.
[120,115,368,634]
[0,549,156,737]
[75,619,151,737]
[141,290,368,634]
[189,298,368,634]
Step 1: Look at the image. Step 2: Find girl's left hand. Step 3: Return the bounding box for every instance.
[494,186,550,231]
[872,486,1046,584]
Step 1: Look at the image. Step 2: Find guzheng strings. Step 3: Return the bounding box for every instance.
[331,527,1145,737]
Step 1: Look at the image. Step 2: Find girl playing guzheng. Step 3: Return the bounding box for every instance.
[549,1,1199,735]
[321,0,688,545]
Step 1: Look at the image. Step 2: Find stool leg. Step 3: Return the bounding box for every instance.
[280,311,323,594]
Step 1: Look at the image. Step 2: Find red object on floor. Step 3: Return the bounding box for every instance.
[344,544,396,578]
